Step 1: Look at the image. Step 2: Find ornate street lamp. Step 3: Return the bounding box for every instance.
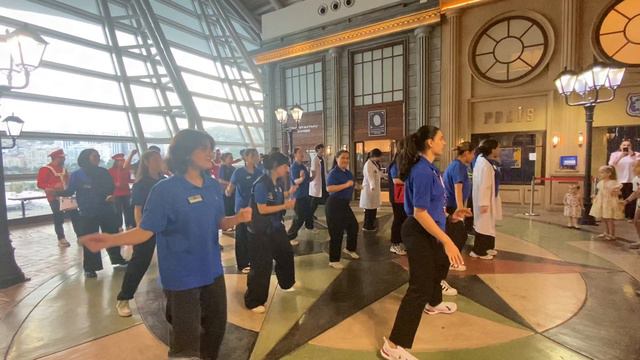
[554,61,625,225]
[0,25,47,289]
[275,105,304,156]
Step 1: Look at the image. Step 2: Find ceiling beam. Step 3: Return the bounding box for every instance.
[269,0,283,10]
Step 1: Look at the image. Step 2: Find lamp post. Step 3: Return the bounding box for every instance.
[275,105,304,156]
[0,25,47,289]
[554,61,625,225]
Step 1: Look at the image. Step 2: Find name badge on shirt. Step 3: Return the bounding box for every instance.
[187,195,204,204]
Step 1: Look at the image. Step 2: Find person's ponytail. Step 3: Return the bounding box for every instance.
[398,125,440,180]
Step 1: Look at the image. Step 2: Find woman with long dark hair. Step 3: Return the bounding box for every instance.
[115,150,165,317]
[59,148,127,278]
[245,152,297,313]
[325,150,360,269]
[381,126,467,360]
[360,148,383,231]
[82,129,252,359]
[388,140,407,255]
[471,139,502,259]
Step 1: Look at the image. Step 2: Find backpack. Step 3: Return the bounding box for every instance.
[247,175,284,234]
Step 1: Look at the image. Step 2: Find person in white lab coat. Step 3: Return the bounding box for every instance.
[471,139,502,260]
[309,144,328,218]
[360,148,383,231]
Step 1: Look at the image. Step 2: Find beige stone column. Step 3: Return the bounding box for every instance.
[415,26,432,129]
[441,9,462,167]
[329,47,342,152]
[561,0,580,70]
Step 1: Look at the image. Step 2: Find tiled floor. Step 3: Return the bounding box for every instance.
[1,206,639,360]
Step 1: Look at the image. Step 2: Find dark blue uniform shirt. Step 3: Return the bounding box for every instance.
[327,167,354,200]
[230,166,261,212]
[404,157,446,231]
[443,159,471,208]
[290,161,310,199]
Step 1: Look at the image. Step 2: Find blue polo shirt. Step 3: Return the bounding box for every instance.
[140,175,225,291]
[290,161,310,199]
[443,159,471,208]
[254,178,285,228]
[327,167,354,200]
[404,157,446,231]
[230,166,261,212]
[389,161,399,202]
[64,168,114,217]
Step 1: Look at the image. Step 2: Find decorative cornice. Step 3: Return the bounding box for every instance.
[254,8,441,65]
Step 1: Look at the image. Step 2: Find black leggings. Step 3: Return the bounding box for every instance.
[472,232,495,256]
[245,226,295,309]
[113,195,135,229]
[445,207,468,252]
[117,236,156,300]
[325,197,358,262]
[164,276,226,359]
[48,199,81,241]
[235,223,250,270]
[77,213,126,272]
[389,217,449,348]
[287,196,314,238]
[390,202,407,244]
[363,208,377,230]
[621,182,636,219]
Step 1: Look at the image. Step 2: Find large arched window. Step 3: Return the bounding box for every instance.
[595,0,640,67]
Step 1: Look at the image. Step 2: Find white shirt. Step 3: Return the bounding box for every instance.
[609,151,638,183]
[309,154,325,198]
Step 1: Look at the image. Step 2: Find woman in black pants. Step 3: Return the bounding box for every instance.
[245,152,297,313]
[381,126,467,360]
[389,139,407,256]
[325,150,360,269]
[59,149,127,278]
[115,150,165,317]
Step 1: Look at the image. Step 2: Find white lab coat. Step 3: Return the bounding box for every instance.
[472,155,502,236]
[309,155,325,198]
[359,159,382,209]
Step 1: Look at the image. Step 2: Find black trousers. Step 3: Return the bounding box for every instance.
[77,213,126,272]
[390,202,407,244]
[117,236,156,300]
[621,183,636,219]
[235,223,250,270]
[48,199,81,240]
[445,207,468,252]
[164,276,226,360]
[287,196,314,238]
[389,217,449,348]
[363,208,378,230]
[310,195,327,218]
[223,195,235,217]
[325,197,358,262]
[472,232,495,256]
[114,195,135,229]
[244,226,295,309]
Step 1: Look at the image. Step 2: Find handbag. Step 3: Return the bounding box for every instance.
[393,183,405,204]
[45,166,79,212]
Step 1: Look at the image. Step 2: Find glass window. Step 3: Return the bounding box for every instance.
[203,122,245,143]
[352,43,404,106]
[193,97,235,120]
[138,114,171,138]
[42,37,115,74]
[284,61,323,112]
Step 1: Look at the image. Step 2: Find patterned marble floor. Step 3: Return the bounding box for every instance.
[2,207,640,360]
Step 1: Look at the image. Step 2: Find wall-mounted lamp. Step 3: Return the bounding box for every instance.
[341,144,348,150]
[578,132,584,147]
[552,135,560,147]
[326,145,333,156]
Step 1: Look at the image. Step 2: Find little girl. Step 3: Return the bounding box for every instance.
[623,160,640,249]
[590,165,624,240]
[563,184,582,229]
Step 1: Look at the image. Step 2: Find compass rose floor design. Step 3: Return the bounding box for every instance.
[2,210,640,360]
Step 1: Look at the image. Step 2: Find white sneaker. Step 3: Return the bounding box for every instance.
[116,300,132,317]
[424,301,457,315]
[58,239,71,248]
[241,266,251,274]
[390,244,407,256]
[470,251,494,260]
[290,239,300,246]
[329,261,345,269]
[342,249,360,259]
[380,337,418,360]
[250,305,266,314]
[487,249,498,256]
[449,263,467,271]
[441,280,458,296]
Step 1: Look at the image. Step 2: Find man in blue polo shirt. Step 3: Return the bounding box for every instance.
[287,147,313,241]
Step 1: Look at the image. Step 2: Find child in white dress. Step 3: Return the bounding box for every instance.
[563,184,582,229]
[590,165,624,240]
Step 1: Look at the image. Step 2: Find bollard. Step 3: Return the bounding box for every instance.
[524,177,539,216]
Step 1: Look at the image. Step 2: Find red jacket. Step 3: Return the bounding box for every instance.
[108,166,132,197]
[37,164,68,202]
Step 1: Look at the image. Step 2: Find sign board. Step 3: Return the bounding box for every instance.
[368,110,386,137]
[627,93,640,117]
[560,155,578,170]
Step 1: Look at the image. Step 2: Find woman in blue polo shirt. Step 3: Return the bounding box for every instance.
[287,147,313,242]
[82,129,252,360]
[381,126,467,360]
[226,148,261,273]
[245,152,297,313]
[325,150,359,269]
[389,139,407,256]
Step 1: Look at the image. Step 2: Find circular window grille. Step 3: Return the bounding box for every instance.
[595,0,640,67]
[470,14,553,86]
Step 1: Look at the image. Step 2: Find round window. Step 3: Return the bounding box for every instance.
[595,0,640,67]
